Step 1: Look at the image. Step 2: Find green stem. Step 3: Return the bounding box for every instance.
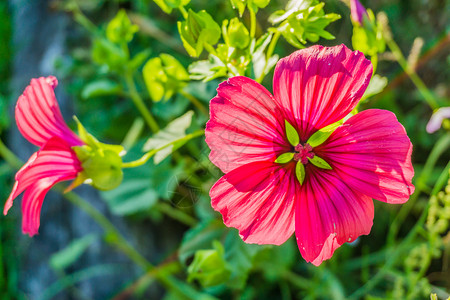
[249,9,257,39]
[0,138,22,170]
[124,72,160,133]
[155,202,197,227]
[121,129,205,168]
[256,31,280,83]
[383,32,439,109]
[71,4,99,36]
[179,6,188,19]
[62,190,154,270]
[387,133,450,245]
[180,91,209,116]
[349,202,429,299]
[370,54,378,75]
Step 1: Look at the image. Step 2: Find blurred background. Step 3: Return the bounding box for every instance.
[0,0,449,299]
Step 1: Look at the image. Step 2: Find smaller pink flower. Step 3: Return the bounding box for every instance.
[426,107,450,133]
[3,76,84,236]
[350,0,368,25]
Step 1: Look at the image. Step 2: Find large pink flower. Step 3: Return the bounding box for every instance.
[206,44,414,266]
[4,76,83,236]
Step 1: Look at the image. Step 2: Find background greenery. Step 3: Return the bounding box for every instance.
[0,0,449,299]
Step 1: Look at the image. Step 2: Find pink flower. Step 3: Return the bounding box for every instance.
[206,44,414,266]
[3,76,83,236]
[350,0,368,25]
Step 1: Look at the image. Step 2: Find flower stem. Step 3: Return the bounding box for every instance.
[387,133,450,245]
[179,6,188,19]
[124,72,160,133]
[180,90,208,116]
[121,129,205,168]
[0,138,23,170]
[154,202,198,227]
[249,9,257,39]
[62,190,155,270]
[382,31,439,109]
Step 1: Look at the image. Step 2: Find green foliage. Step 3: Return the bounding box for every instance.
[143,110,194,164]
[50,234,98,271]
[154,0,191,14]
[106,9,139,43]
[81,79,122,100]
[351,9,385,57]
[270,0,340,48]
[178,10,221,57]
[143,54,189,102]
[187,241,231,288]
[229,0,270,16]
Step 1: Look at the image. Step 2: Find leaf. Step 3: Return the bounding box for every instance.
[49,234,97,271]
[295,161,305,185]
[101,152,184,215]
[143,111,194,164]
[178,10,221,57]
[227,18,250,49]
[81,79,121,100]
[179,220,226,265]
[307,119,343,147]
[106,9,139,43]
[285,120,299,146]
[153,0,191,14]
[361,74,388,101]
[275,152,294,163]
[224,230,262,289]
[308,155,332,170]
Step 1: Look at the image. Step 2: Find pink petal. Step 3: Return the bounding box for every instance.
[295,168,374,266]
[210,161,297,245]
[273,44,372,141]
[15,76,82,147]
[3,137,82,235]
[206,76,289,173]
[316,109,414,204]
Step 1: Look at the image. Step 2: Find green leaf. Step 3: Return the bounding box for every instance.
[187,241,231,288]
[102,147,184,215]
[106,9,139,43]
[229,0,246,16]
[143,111,194,164]
[285,120,299,146]
[91,38,127,71]
[177,10,221,57]
[142,54,189,102]
[179,220,226,265]
[224,230,262,289]
[153,0,190,14]
[188,55,227,81]
[273,1,340,48]
[227,18,250,49]
[307,119,343,147]
[295,161,305,185]
[361,74,388,101]
[81,79,121,100]
[49,234,97,271]
[308,155,332,170]
[275,152,294,163]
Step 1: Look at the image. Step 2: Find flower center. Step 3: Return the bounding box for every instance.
[293,143,315,164]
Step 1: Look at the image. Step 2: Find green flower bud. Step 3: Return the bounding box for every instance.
[187,241,231,288]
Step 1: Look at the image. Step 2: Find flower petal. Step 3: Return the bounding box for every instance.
[21,175,74,236]
[273,44,372,141]
[210,161,297,245]
[3,137,82,234]
[206,76,289,173]
[15,76,82,147]
[295,169,374,266]
[316,109,414,203]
